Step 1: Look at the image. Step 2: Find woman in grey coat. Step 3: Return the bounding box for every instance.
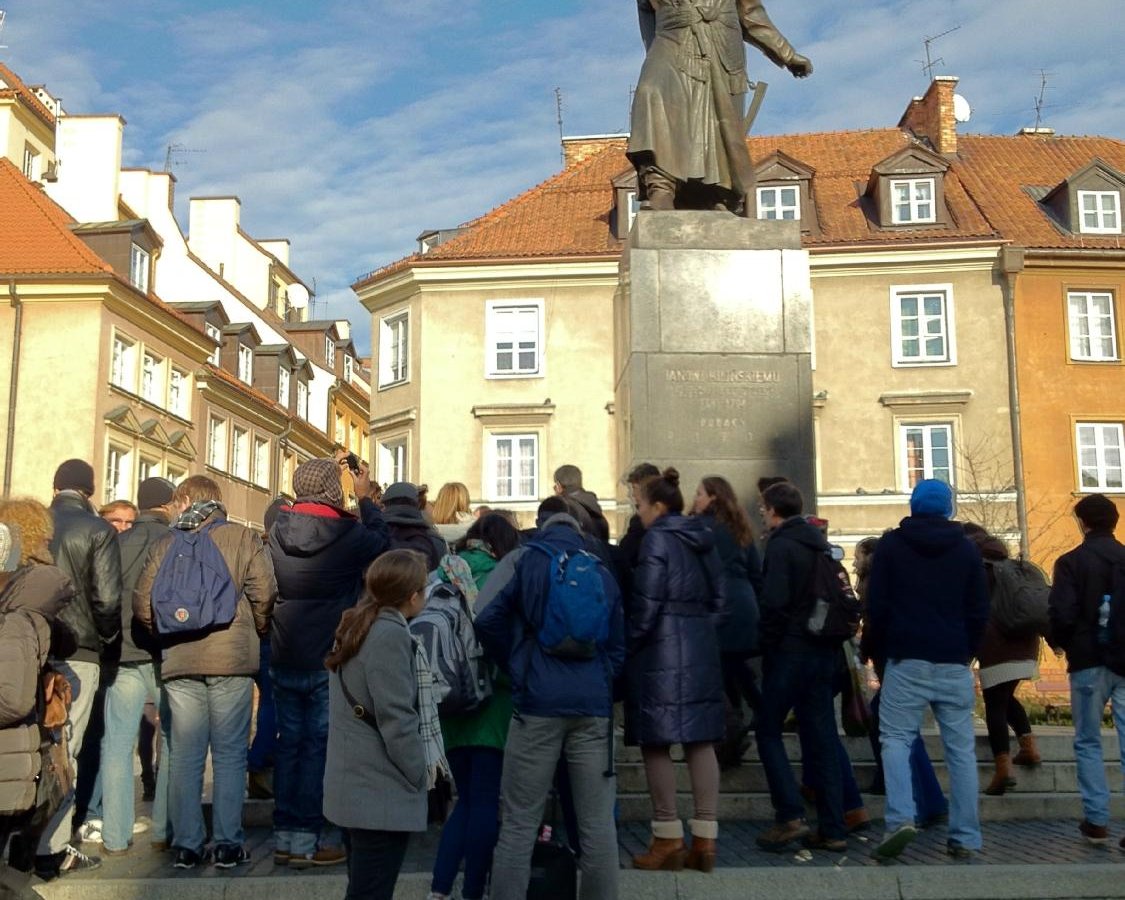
[324,550,430,900]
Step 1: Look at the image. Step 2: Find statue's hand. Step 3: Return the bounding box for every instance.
[788,54,813,78]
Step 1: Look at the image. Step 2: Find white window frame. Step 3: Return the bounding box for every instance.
[485,300,544,379]
[278,366,291,407]
[111,333,138,391]
[253,436,270,488]
[22,144,40,181]
[757,185,800,220]
[325,336,337,369]
[207,416,228,471]
[624,190,641,233]
[167,466,186,486]
[104,443,132,504]
[890,177,936,224]
[141,351,163,405]
[378,311,409,388]
[296,381,309,420]
[204,323,222,366]
[1076,422,1125,492]
[136,457,158,496]
[335,412,346,445]
[890,284,956,367]
[232,426,250,481]
[168,367,189,418]
[377,436,408,486]
[486,433,539,501]
[129,243,150,293]
[899,422,955,490]
[237,344,253,384]
[1077,190,1122,235]
[1067,290,1119,362]
[343,354,354,382]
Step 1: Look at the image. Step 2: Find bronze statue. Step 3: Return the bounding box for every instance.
[627,0,812,216]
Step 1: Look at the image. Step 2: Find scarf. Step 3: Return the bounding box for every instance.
[438,553,478,608]
[412,635,450,789]
[173,500,225,531]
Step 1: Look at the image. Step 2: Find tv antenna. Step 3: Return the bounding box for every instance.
[918,25,961,81]
[1033,69,1051,130]
[163,142,205,172]
[0,10,9,49]
[555,87,565,165]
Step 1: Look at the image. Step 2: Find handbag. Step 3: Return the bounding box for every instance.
[840,643,873,738]
[335,669,447,821]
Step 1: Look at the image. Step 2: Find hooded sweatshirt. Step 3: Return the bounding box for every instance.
[864,515,989,666]
[758,515,832,652]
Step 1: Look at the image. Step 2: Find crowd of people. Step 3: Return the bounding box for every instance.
[1,454,1124,900]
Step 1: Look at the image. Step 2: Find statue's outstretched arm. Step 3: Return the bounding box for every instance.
[737,0,813,77]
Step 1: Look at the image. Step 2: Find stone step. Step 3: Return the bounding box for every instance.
[613,759,1124,795]
[612,730,1120,764]
[614,791,1125,822]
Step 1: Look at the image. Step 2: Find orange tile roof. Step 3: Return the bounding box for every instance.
[356,126,1125,291]
[956,134,1125,250]
[0,62,57,128]
[0,158,111,276]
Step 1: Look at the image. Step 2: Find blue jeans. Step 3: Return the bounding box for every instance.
[431,747,504,899]
[271,666,332,856]
[100,663,172,851]
[1069,666,1125,827]
[870,690,947,824]
[165,676,253,852]
[880,659,980,849]
[756,649,845,838]
[247,639,276,773]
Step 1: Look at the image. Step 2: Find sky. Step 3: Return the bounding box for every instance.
[2,0,1123,354]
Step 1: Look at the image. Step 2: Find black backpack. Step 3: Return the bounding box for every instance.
[988,558,1050,640]
[1090,544,1125,677]
[803,548,862,645]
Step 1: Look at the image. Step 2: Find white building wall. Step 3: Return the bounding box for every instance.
[45,116,122,222]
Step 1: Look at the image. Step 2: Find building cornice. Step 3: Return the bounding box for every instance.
[810,243,1004,277]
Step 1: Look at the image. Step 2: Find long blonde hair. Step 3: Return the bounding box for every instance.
[324,550,428,671]
[432,482,471,525]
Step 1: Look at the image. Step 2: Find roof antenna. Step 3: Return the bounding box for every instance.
[555,87,565,166]
[0,10,9,49]
[917,25,960,81]
[163,142,206,172]
[1033,69,1051,130]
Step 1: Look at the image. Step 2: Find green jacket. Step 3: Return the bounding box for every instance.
[440,547,514,751]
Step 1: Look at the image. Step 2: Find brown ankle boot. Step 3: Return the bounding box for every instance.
[685,819,718,873]
[984,753,1015,795]
[632,821,686,871]
[1012,733,1041,767]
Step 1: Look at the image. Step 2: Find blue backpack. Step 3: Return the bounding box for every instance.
[151,522,238,636]
[525,541,611,659]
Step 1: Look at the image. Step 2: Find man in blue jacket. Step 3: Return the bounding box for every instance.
[864,479,989,860]
[475,503,624,900]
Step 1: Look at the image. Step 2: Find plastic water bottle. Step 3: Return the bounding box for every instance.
[1098,595,1112,645]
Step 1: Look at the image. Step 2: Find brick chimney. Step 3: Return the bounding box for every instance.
[898,76,959,155]
[561,135,625,169]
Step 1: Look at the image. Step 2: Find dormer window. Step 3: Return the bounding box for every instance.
[757,186,800,220]
[204,323,222,366]
[1078,190,1121,234]
[891,178,936,224]
[343,354,354,382]
[278,366,291,406]
[325,336,336,368]
[130,243,150,293]
[297,381,309,420]
[238,344,253,384]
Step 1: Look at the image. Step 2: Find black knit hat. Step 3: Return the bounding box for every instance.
[137,477,176,511]
[1075,493,1120,532]
[53,459,95,496]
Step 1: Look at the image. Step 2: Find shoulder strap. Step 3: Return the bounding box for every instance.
[335,665,379,734]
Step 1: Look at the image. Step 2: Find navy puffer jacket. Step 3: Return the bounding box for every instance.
[624,514,726,747]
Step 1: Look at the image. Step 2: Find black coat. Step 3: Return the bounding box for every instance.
[49,492,122,662]
[383,504,447,571]
[117,511,171,664]
[696,513,761,656]
[269,498,389,671]
[1049,531,1125,674]
[624,514,725,746]
[758,515,830,653]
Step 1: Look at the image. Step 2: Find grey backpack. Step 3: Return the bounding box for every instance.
[409,579,493,716]
[0,605,49,728]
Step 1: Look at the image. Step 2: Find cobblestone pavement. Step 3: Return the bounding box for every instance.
[57,817,1125,882]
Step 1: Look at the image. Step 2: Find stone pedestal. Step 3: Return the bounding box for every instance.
[614,212,815,523]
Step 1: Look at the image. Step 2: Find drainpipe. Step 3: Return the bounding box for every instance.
[3,281,23,495]
[1000,247,1029,558]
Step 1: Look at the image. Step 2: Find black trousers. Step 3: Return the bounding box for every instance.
[342,828,411,900]
[982,679,1031,758]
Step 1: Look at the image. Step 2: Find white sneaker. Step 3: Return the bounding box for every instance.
[132,819,150,835]
[76,820,103,844]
